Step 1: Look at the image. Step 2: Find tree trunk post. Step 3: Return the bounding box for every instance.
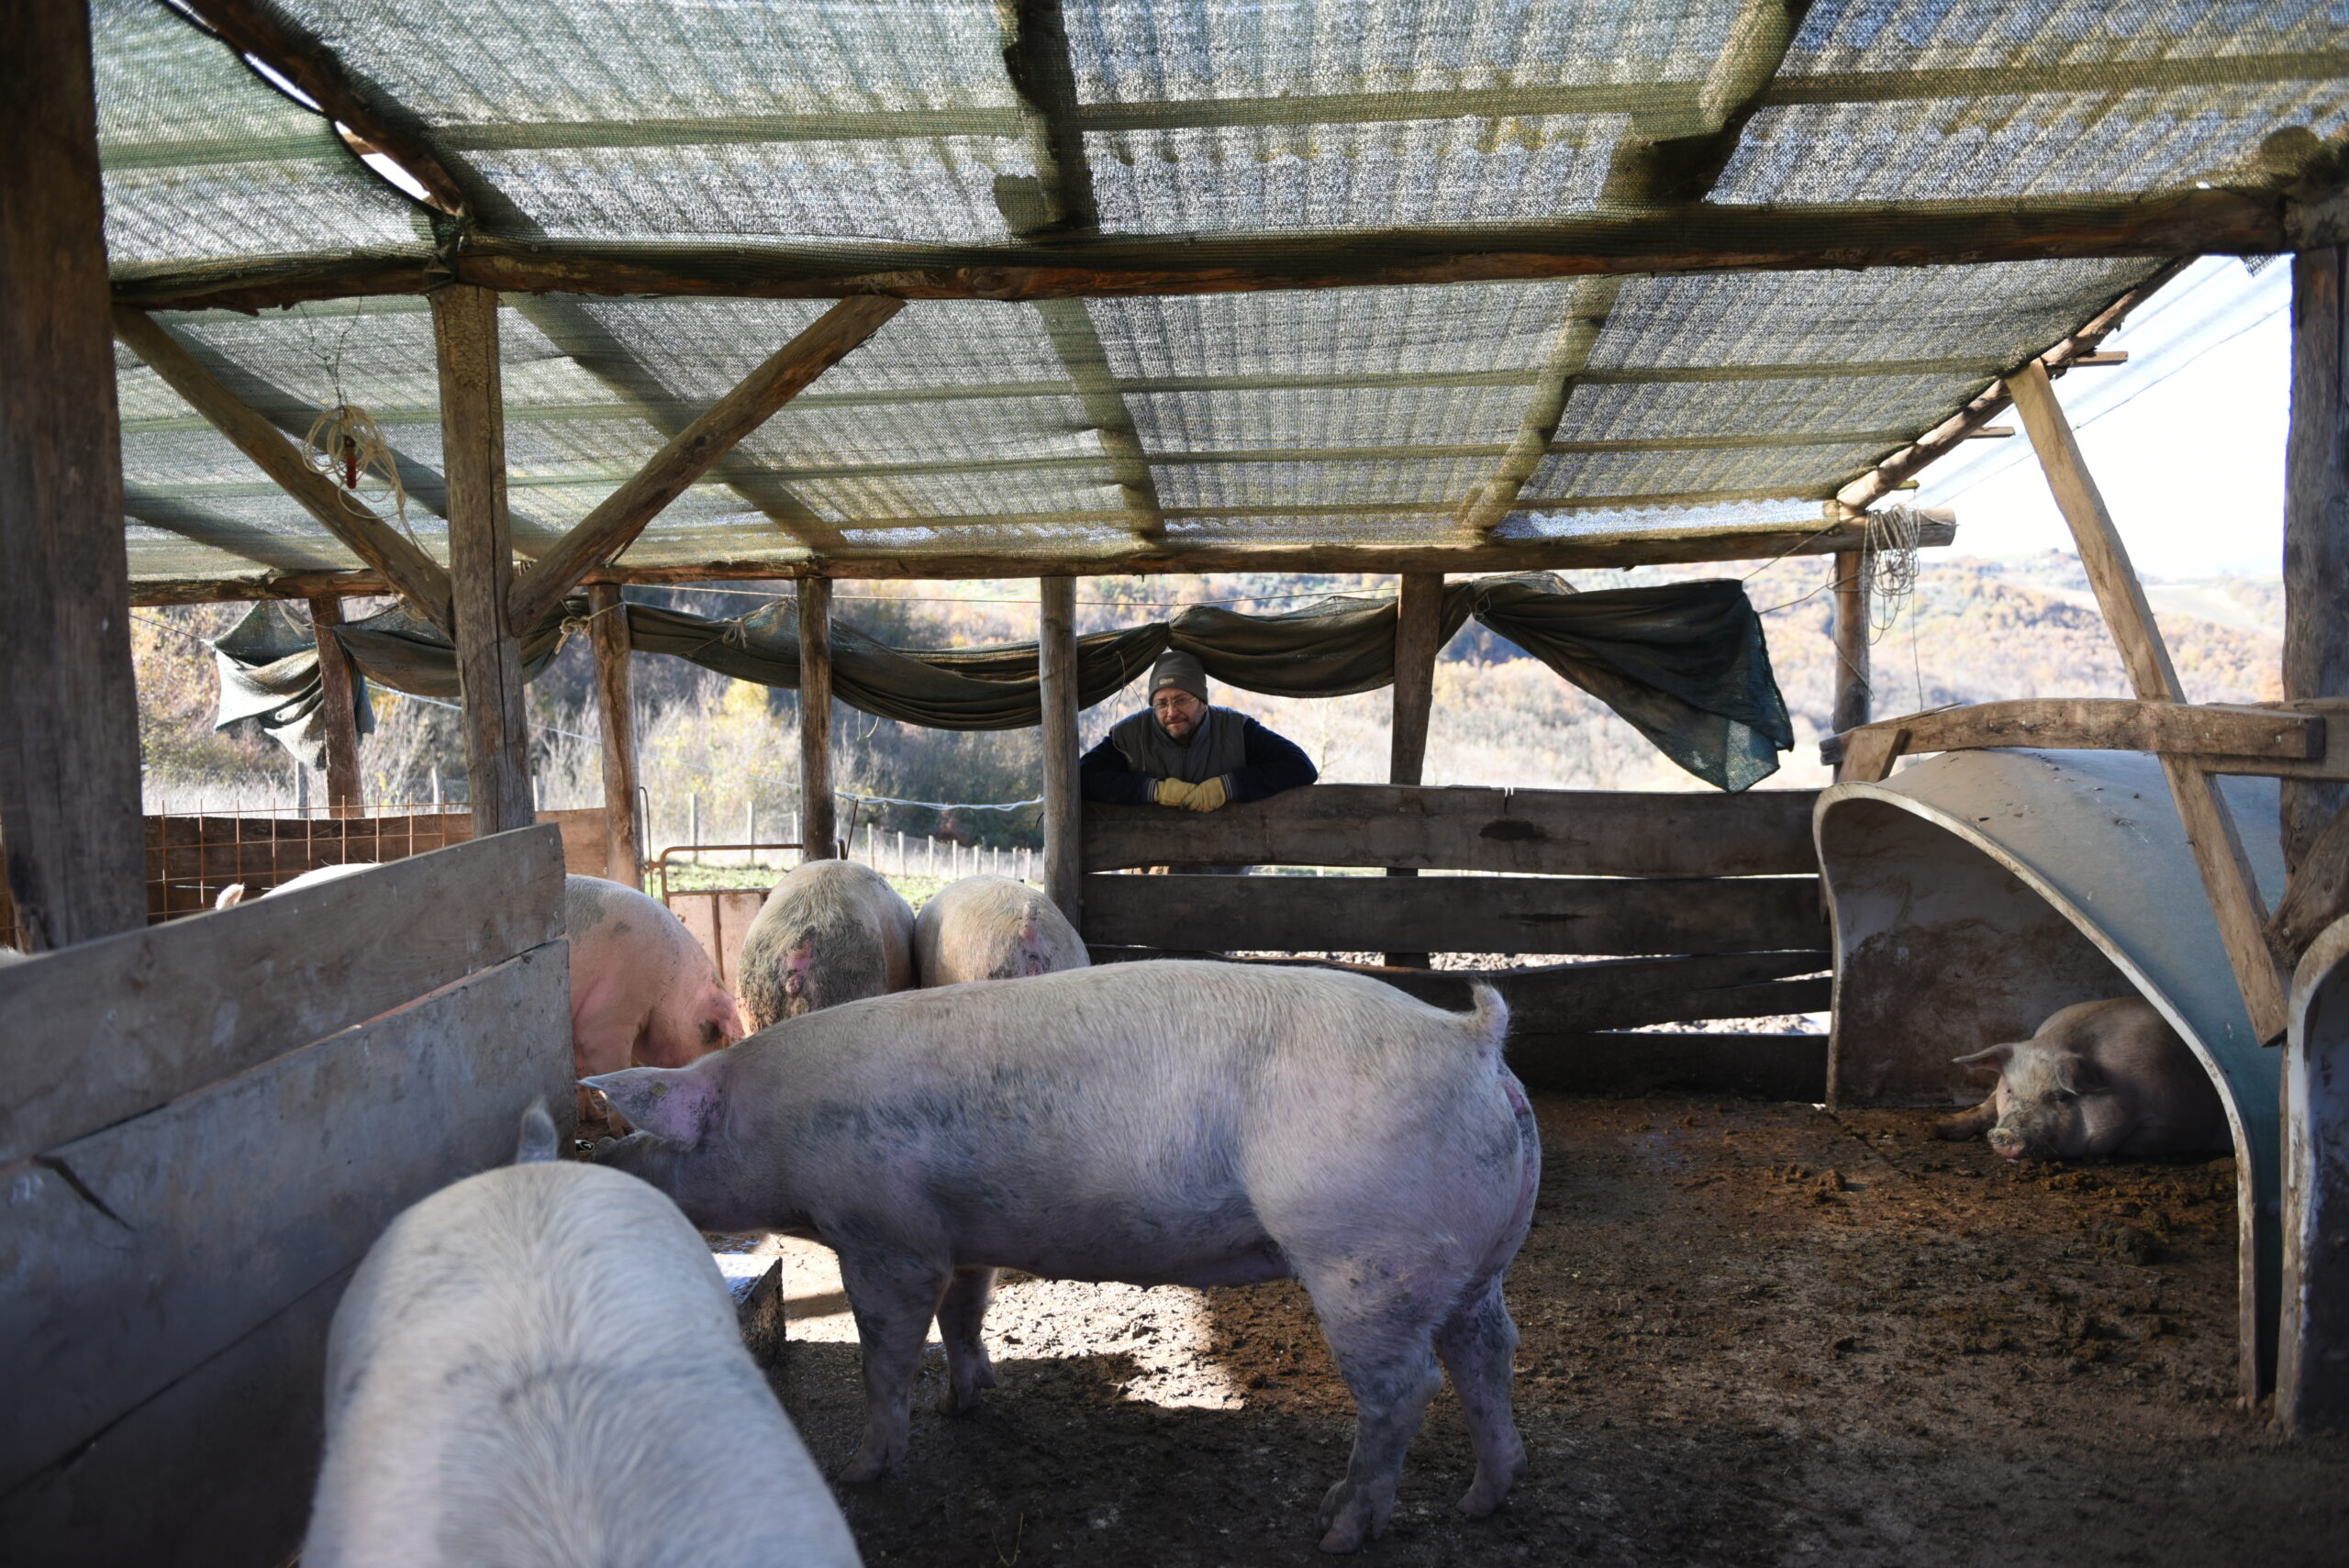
[588,583,640,884]
[797,576,836,860]
[1831,548,1872,741]
[1386,573,1444,966]
[2286,248,2349,873]
[0,0,145,948]
[431,284,534,837]
[1040,576,1082,929]
[307,595,363,819]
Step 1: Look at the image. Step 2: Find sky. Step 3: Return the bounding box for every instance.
[1916,257,2292,580]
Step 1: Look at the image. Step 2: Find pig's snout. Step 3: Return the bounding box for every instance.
[1986,1127,2027,1160]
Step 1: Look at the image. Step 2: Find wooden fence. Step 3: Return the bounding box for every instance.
[0,828,573,1566]
[1081,784,1831,1097]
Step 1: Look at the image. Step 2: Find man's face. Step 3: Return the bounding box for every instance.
[1152,686,1207,740]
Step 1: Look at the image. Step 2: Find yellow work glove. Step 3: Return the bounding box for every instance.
[1183,775,1229,812]
[1152,777,1196,807]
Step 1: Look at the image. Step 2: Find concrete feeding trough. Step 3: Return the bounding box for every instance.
[1816,748,2286,1401]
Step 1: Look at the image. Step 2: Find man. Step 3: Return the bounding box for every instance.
[1079,651,1318,811]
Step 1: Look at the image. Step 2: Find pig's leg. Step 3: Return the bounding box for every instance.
[836,1250,952,1483]
[1932,1094,1998,1141]
[1302,1268,1445,1554]
[934,1265,999,1416]
[1433,1274,1526,1518]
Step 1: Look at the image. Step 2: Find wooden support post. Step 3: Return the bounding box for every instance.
[1386,573,1444,966]
[2286,249,2349,877]
[588,584,640,885]
[1039,577,1082,929]
[797,577,836,861]
[2282,917,2349,1435]
[432,284,534,837]
[306,595,362,819]
[0,0,145,949]
[1831,549,1872,740]
[2011,361,2288,1053]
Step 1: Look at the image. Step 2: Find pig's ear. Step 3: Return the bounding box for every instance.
[2054,1053,2108,1095]
[782,939,816,997]
[1952,1043,2014,1073]
[582,1066,720,1145]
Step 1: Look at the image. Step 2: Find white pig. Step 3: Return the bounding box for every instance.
[586,962,1537,1554]
[304,1105,862,1568]
[214,861,380,908]
[736,859,915,1029]
[1934,995,2231,1161]
[913,874,1088,985]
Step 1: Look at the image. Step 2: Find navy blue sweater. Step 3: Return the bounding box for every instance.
[1078,713,1319,805]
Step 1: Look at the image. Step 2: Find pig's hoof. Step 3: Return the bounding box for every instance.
[1317,1479,1389,1554]
[837,1446,893,1484]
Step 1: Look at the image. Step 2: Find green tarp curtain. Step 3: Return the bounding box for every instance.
[212,573,1792,791]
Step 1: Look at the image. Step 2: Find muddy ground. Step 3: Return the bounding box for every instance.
[746,1091,2349,1567]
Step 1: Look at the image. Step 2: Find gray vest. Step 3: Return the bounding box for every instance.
[1108,706,1249,784]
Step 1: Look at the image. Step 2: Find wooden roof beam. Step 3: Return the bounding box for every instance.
[128,510,1953,604]
[110,187,2295,314]
[163,0,469,215]
[508,295,903,631]
[1601,0,1812,208]
[1000,0,1169,543]
[113,306,454,631]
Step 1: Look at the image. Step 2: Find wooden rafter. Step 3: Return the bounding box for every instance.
[1833,256,2197,517]
[1466,3,1807,537]
[109,186,2301,315]
[165,0,469,214]
[508,295,904,631]
[128,511,1953,605]
[112,307,454,631]
[1000,0,1167,542]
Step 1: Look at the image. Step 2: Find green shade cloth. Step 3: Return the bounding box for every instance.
[211,572,1791,790]
[211,600,375,772]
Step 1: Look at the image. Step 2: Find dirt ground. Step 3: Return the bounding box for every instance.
[743,1090,2349,1567]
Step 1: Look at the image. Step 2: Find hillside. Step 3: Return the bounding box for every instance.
[131,550,2288,848]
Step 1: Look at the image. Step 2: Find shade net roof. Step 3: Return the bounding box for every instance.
[96,0,2349,590]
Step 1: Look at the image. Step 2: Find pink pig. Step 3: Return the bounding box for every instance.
[567,876,743,1135]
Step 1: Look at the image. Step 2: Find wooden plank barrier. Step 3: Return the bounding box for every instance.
[1083,871,1825,956]
[0,827,573,1566]
[1082,783,1819,876]
[1080,786,1831,1084]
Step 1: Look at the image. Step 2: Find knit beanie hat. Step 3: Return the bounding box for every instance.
[1148,649,1209,703]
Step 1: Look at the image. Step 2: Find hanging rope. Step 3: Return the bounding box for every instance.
[1861,504,1923,645]
[294,299,417,545]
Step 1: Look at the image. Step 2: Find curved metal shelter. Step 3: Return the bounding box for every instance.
[1817,748,2287,1399]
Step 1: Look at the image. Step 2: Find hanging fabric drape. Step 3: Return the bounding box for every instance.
[211,573,1794,790]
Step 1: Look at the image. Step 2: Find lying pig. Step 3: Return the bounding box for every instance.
[304,1104,862,1568]
[587,962,1537,1554]
[913,873,1088,984]
[736,859,915,1029]
[215,861,380,908]
[1934,995,2231,1161]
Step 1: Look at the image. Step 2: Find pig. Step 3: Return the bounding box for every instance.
[586,961,1537,1554]
[215,861,381,908]
[735,859,915,1029]
[913,873,1088,984]
[303,1104,863,1568]
[566,874,743,1074]
[1933,995,2231,1161]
